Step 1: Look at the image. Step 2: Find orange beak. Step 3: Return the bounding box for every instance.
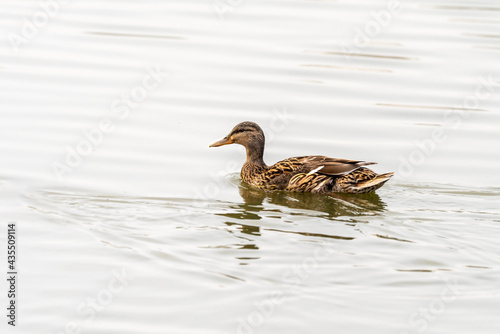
[209,136,234,148]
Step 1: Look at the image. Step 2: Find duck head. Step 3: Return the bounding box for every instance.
[209,121,266,162]
[209,121,265,148]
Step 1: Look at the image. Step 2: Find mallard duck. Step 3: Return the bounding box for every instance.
[209,121,394,194]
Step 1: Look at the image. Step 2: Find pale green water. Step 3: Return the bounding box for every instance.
[1,0,500,333]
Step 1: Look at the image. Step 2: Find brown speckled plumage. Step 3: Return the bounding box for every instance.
[210,121,394,194]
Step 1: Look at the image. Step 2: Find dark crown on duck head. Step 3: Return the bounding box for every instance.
[209,121,265,148]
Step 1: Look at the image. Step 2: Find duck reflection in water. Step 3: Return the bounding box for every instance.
[216,181,387,264]
[236,180,387,219]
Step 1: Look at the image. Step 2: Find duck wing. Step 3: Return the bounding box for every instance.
[254,156,377,191]
[273,155,376,176]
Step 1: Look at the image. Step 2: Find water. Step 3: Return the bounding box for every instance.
[1,0,500,333]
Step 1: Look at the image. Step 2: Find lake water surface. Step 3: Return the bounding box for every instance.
[1,0,499,333]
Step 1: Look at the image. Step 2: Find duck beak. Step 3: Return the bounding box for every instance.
[209,136,234,148]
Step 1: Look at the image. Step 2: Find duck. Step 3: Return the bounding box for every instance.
[209,121,394,194]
